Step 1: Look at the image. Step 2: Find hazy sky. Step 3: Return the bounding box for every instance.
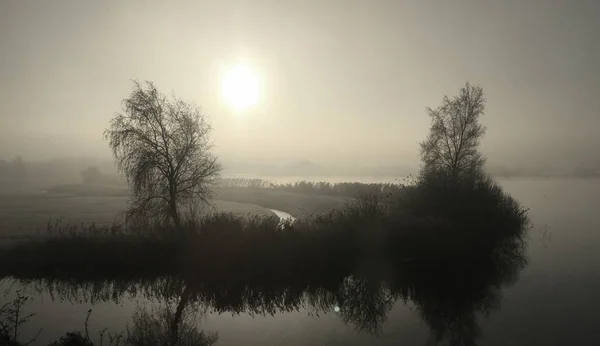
[1,0,599,170]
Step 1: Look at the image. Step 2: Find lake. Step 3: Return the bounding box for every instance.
[1,178,599,345]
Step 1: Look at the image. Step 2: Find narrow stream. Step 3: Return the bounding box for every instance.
[269,209,295,226]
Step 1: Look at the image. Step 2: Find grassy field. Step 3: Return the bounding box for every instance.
[0,195,276,237]
[0,185,348,238]
[214,187,349,218]
[39,183,350,218]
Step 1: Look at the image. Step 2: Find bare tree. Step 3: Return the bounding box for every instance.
[104,81,221,229]
[419,82,487,181]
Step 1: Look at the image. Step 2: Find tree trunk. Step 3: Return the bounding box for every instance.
[169,285,192,345]
[170,205,182,229]
[169,188,182,229]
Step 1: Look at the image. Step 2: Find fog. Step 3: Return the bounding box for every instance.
[3,4,600,345]
[1,0,599,177]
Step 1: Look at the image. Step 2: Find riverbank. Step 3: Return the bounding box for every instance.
[0,177,529,281]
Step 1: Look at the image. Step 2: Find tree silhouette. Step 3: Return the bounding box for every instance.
[420,82,487,182]
[104,81,221,229]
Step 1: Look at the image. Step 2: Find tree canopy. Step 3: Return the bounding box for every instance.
[104,81,221,228]
[419,82,487,182]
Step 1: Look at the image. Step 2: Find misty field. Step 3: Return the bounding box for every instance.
[0,196,271,237]
[214,187,349,218]
[0,189,348,239]
[42,182,350,218]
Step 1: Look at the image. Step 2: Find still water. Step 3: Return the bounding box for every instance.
[2,178,599,345]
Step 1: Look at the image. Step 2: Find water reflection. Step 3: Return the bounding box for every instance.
[3,239,526,345]
[123,300,218,346]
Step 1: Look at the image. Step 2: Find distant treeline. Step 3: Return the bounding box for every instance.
[218,177,411,198]
[0,156,27,177]
[219,177,274,188]
[80,166,123,186]
[0,157,123,194]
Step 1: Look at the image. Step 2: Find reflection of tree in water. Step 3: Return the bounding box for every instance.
[304,278,395,335]
[125,294,218,346]
[7,277,217,346]
[8,237,526,346]
[405,241,527,346]
[336,278,394,335]
[103,279,218,346]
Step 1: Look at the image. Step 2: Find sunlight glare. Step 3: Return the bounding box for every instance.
[220,63,260,111]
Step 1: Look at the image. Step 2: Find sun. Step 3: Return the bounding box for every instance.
[220,63,260,111]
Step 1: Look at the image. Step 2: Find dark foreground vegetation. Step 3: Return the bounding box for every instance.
[0,174,528,281]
